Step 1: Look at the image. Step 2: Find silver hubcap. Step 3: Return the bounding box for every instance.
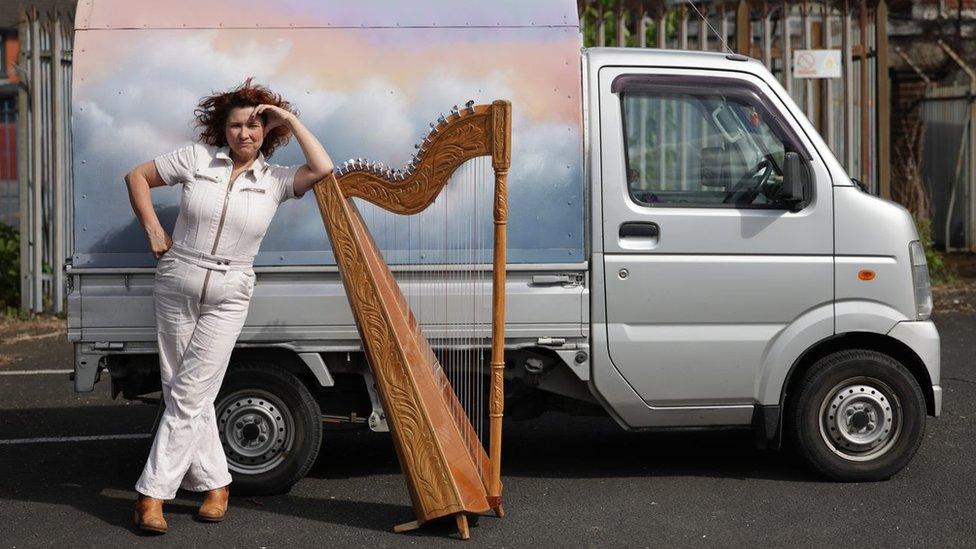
[216,390,294,475]
[818,377,900,462]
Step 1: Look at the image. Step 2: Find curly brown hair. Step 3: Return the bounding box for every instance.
[193,77,297,158]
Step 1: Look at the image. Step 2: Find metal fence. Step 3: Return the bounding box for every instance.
[16,9,74,313]
[578,0,887,196]
[922,85,975,252]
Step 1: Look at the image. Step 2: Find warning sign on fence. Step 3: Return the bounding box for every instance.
[793,49,842,79]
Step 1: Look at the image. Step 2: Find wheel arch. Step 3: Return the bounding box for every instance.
[757,331,934,451]
[781,332,935,418]
[228,347,324,391]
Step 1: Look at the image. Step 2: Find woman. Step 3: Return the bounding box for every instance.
[123,78,333,534]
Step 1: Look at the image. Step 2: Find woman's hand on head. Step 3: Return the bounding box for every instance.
[253,104,295,134]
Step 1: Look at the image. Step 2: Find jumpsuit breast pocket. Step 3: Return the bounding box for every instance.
[237,187,279,258]
[176,171,221,250]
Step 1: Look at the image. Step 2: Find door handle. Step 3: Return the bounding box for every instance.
[619,222,659,239]
[531,274,571,285]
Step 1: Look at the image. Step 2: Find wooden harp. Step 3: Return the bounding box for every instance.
[311,100,512,539]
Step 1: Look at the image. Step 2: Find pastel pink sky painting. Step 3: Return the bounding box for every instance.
[71,0,585,267]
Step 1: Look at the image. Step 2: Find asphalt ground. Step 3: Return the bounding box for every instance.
[0,313,974,548]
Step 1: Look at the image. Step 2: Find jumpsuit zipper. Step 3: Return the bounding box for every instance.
[199,171,243,304]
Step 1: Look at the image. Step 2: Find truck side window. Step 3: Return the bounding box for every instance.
[618,78,807,209]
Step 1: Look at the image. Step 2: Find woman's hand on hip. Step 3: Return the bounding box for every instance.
[253,104,296,134]
[146,225,173,260]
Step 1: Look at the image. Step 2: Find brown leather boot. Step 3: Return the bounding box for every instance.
[197,485,230,522]
[133,494,167,534]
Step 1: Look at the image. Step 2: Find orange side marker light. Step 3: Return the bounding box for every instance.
[858,270,876,281]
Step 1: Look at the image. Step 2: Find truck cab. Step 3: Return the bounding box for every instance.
[583,48,940,481]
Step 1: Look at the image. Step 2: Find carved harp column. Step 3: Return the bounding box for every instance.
[311,100,512,539]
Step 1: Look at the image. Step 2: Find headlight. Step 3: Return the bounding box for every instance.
[909,240,933,320]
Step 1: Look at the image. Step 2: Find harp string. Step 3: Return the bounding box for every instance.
[360,155,494,472]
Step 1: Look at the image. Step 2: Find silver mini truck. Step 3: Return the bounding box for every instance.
[67,2,940,493]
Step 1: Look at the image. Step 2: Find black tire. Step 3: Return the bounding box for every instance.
[215,362,322,495]
[787,349,926,482]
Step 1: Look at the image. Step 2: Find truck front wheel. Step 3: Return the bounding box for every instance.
[214,362,322,495]
[787,349,926,481]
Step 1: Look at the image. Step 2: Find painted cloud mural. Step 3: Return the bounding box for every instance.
[71,1,584,267]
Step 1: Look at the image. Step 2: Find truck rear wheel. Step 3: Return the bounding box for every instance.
[215,362,322,495]
[787,349,926,481]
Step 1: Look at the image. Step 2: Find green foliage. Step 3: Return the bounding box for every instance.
[0,222,19,309]
[2,306,31,321]
[580,1,679,48]
[915,217,955,286]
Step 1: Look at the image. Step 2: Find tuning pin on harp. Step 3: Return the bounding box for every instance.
[450,105,460,120]
[465,99,475,114]
[437,114,447,126]
[428,121,438,135]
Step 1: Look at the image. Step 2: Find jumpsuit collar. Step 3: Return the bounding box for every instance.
[215,145,268,181]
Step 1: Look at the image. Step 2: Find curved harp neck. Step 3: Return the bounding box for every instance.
[334,100,511,213]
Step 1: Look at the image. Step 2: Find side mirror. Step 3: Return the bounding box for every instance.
[781,151,806,207]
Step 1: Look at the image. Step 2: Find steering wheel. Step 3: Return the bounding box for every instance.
[722,158,774,205]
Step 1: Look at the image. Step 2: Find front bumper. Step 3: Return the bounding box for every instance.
[887,320,942,416]
[931,385,943,418]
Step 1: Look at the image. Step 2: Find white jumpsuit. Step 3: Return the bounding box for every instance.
[135,143,303,500]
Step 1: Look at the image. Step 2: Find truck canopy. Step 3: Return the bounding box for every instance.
[71,0,585,268]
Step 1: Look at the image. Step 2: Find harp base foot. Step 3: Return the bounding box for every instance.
[392,513,472,540]
[456,514,470,540]
[393,520,420,534]
[485,495,504,518]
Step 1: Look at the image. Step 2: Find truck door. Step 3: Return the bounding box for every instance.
[598,67,833,408]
